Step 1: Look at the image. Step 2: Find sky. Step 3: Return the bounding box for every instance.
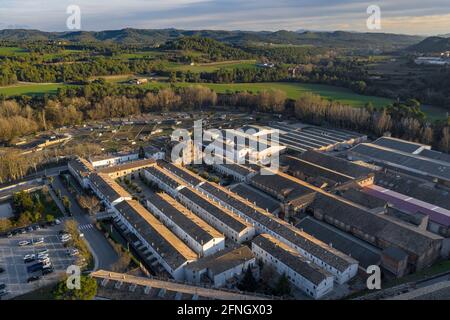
[1,0,450,35]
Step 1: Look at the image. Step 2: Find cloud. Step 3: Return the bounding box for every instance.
[0,0,449,35]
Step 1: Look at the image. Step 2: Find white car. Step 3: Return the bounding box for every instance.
[37,253,49,260]
[55,219,61,225]
[38,249,49,255]
[38,257,50,265]
[33,237,45,245]
[18,240,31,247]
[23,254,35,260]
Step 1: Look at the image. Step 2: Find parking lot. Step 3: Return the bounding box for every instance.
[0,224,77,299]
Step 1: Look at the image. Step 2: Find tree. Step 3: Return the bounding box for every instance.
[62,196,71,212]
[441,127,450,153]
[237,266,258,292]
[77,195,100,215]
[46,214,55,223]
[53,275,97,300]
[274,273,291,297]
[0,219,12,233]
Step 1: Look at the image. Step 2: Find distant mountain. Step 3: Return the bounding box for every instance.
[408,36,450,53]
[0,28,425,51]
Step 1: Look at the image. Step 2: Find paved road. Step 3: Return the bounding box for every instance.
[51,176,119,271]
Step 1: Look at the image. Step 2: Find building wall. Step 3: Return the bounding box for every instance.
[145,199,225,256]
[111,208,189,281]
[67,164,90,189]
[252,242,333,299]
[210,258,256,287]
[177,192,255,244]
[197,185,357,284]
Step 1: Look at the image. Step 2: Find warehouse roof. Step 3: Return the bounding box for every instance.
[115,200,197,270]
[99,159,155,175]
[350,143,450,181]
[297,217,381,268]
[299,151,374,179]
[89,173,131,203]
[157,160,202,187]
[309,193,443,256]
[68,158,94,177]
[178,187,251,234]
[253,234,332,286]
[185,245,255,275]
[198,181,357,272]
[146,192,222,245]
[371,136,427,154]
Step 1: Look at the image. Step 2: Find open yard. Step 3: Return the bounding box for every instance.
[0,47,29,56]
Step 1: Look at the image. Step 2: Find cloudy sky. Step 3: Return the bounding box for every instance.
[1,0,450,35]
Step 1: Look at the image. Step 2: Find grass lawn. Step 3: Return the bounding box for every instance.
[0,83,68,96]
[141,81,393,109]
[166,59,257,73]
[0,46,29,56]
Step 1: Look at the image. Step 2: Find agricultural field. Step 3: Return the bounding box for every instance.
[0,83,68,96]
[0,46,29,56]
[165,59,257,73]
[141,81,393,109]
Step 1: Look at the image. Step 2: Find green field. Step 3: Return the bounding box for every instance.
[142,81,393,109]
[0,83,67,96]
[166,60,257,73]
[0,46,29,56]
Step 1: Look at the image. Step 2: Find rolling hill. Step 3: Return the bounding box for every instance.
[0,28,424,51]
[408,36,450,53]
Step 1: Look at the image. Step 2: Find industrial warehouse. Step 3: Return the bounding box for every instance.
[61,126,450,300]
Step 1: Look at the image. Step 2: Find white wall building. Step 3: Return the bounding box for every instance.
[145,192,225,257]
[252,234,334,299]
[185,246,256,287]
[89,152,139,168]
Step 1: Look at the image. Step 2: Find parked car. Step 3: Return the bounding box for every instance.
[24,254,35,261]
[27,262,43,273]
[20,229,27,234]
[38,249,49,255]
[0,267,4,274]
[55,219,61,225]
[33,237,45,245]
[27,275,41,283]
[38,257,50,265]
[0,283,6,290]
[18,240,31,247]
[27,226,33,232]
[6,232,12,238]
[37,253,49,260]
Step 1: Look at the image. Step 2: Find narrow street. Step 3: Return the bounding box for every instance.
[51,175,119,271]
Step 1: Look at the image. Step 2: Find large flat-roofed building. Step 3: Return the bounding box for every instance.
[145,192,225,257]
[213,161,257,183]
[68,157,94,189]
[309,192,443,272]
[229,183,280,214]
[364,184,450,237]
[348,138,450,186]
[268,122,366,153]
[297,217,381,269]
[185,246,256,288]
[252,234,334,299]
[298,151,375,182]
[177,187,255,243]
[89,173,132,208]
[112,199,197,281]
[99,159,156,178]
[196,181,359,284]
[249,169,317,215]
